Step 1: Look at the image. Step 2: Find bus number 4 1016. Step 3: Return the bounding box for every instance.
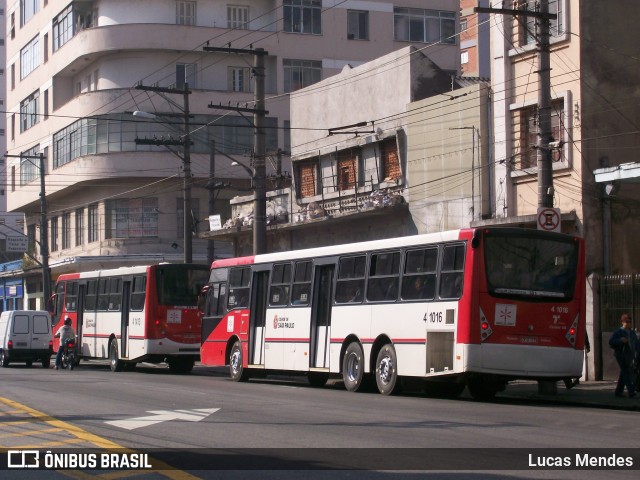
[424,312,443,323]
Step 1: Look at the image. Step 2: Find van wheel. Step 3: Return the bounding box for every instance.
[109,339,123,372]
[1,351,9,367]
[42,358,50,368]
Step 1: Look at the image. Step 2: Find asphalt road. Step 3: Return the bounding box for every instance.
[0,361,638,479]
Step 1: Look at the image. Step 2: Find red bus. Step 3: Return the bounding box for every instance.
[199,228,586,399]
[51,263,209,373]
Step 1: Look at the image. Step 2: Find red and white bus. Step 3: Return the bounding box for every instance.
[51,263,209,373]
[199,228,586,398]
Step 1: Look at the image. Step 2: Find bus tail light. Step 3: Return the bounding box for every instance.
[480,308,493,342]
[565,314,579,347]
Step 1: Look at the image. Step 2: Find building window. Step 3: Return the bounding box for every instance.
[227,5,249,29]
[283,59,322,93]
[20,145,40,186]
[337,149,359,191]
[53,5,73,52]
[176,1,196,25]
[461,50,469,65]
[44,89,49,119]
[519,0,565,47]
[20,90,40,133]
[176,63,197,89]
[393,8,456,44]
[296,160,318,198]
[283,0,322,35]
[347,10,369,40]
[75,208,84,246]
[62,212,71,250]
[514,99,565,170]
[177,198,200,238]
[460,18,467,31]
[50,217,58,252]
[10,12,15,39]
[380,138,401,182]
[228,66,251,92]
[106,198,158,239]
[88,204,99,242]
[21,36,40,79]
[20,0,39,26]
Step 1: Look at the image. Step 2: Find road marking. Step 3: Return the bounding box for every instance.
[0,397,201,480]
[105,408,220,431]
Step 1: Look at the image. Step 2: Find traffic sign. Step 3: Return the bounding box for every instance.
[537,207,561,232]
[6,236,28,252]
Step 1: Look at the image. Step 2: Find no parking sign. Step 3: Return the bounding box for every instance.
[537,207,561,232]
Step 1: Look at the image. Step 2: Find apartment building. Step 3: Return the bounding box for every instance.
[459,0,490,78]
[488,0,640,379]
[4,0,460,307]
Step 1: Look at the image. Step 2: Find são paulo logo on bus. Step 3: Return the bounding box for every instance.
[273,315,295,329]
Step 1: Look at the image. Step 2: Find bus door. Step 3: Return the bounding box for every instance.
[249,271,269,366]
[76,284,86,357]
[310,264,335,369]
[120,281,131,358]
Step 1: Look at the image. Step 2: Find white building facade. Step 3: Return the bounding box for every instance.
[5,0,460,306]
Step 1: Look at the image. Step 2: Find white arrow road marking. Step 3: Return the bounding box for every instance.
[105,408,220,431]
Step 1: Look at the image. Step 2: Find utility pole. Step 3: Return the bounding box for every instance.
[4,152,50,306]
[207,141,216,264]
[252,48,267,254]
[476,1,556,209]
[134,84,193,263]
[203,45,269,255]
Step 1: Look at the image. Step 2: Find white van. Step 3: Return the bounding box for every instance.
[0,310,53,368]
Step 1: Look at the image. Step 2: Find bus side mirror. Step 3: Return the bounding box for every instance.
[197,285,210,313]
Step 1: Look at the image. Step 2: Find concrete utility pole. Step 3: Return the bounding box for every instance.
[203,45,269,255]
[476,0,556,209]
[4,152,51,305]
[134,84,193,263]
[207,142,216,264]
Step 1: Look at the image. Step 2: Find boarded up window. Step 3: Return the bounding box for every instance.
[297,160,317,198]
[380,138,400,181]
[337,150,357,191]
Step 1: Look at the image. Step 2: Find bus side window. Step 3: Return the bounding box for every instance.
[366,251,400,302]
[85,280,97,311]
[96,278,109,311]
[227,267,250,310]
[336,255,366,304]
[66,281,78,312]
[269,263,291,306]
[291,261,312,305]
[401,247,438,301]
[131,276,146,311]
[108,278,121,311]
[439,244,465,300]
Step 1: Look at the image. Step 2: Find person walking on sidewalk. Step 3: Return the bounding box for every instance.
[608,313,639,398]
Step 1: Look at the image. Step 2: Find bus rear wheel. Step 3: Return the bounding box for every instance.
[342,342,366,392]
[109,339,123,372]
[229,341,249,382]
[375,344,400,395]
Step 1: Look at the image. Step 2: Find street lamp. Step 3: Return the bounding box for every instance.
[3,152,51,306]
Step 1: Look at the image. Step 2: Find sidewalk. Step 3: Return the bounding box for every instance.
[498,380,640,411]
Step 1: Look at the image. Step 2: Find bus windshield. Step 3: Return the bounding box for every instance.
[484,232,579,300]
[157,265,209,306]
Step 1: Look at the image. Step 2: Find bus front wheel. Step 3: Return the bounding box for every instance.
[109,339,123,372]
[342,342,366,392]
[229,341,249,382]
[375,344,400,395]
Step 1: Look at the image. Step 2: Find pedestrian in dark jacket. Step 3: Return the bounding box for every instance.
[608,313,639,398]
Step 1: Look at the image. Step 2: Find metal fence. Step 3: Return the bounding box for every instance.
[599,274,640,331]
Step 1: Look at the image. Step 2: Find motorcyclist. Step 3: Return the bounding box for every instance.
[54,317,76,370]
